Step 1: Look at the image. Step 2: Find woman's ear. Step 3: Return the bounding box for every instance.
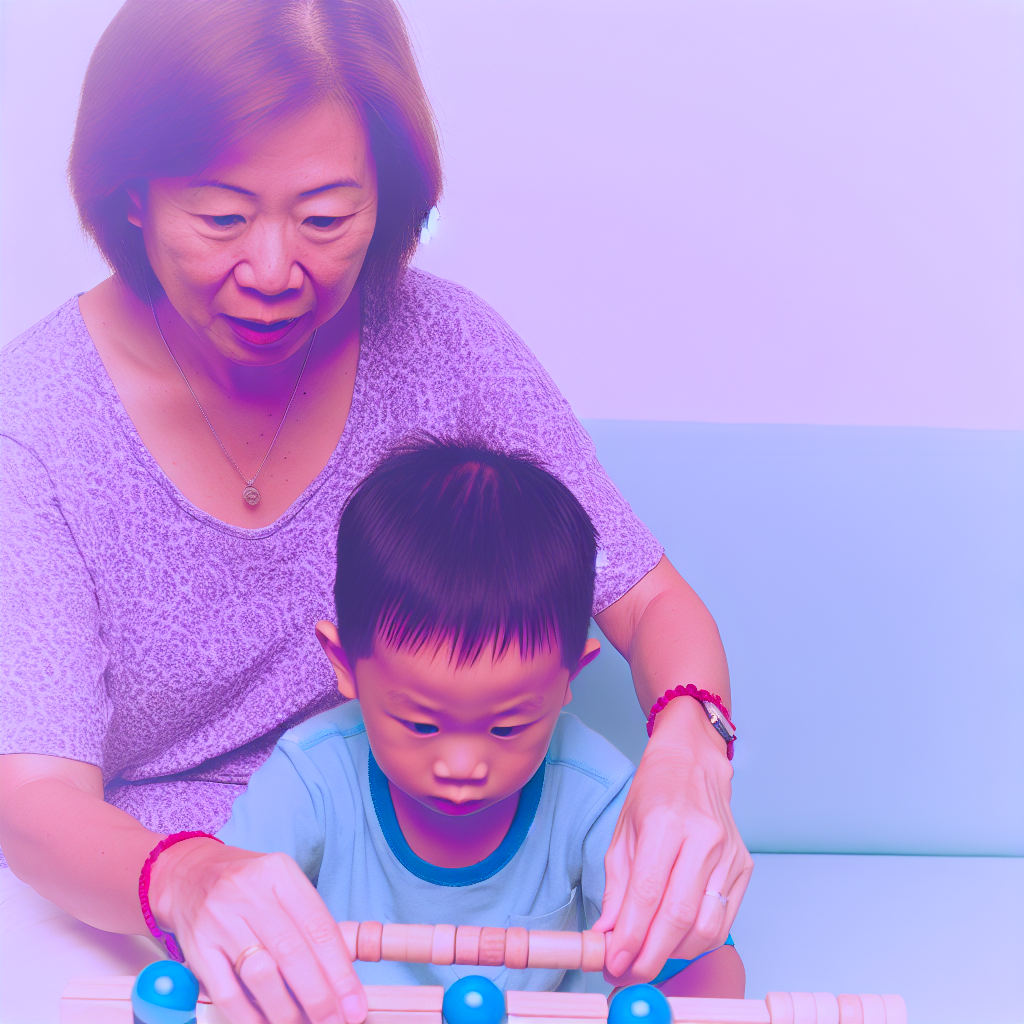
[315,621,357,700]
[125,186,144,229]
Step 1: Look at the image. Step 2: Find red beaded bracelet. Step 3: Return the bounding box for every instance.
[139,830,223,962]
[646,684,736,760]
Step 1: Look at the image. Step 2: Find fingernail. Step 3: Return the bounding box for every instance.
[611,951,630,976]
[342,995,365,1022]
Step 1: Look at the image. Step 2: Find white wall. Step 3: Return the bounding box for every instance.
[3,1,1022,429]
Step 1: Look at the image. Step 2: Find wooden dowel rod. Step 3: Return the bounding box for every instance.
[338,922,606,971]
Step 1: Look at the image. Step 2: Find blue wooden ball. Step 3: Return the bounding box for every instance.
[442,975,505,1024]
[607,984,672,1024]
[130,961,200,1024]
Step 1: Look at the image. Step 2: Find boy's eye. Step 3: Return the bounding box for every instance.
[491,724,526,737]
[410,722,439,734]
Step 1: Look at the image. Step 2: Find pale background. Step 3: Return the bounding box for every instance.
[1,2,1022,1022]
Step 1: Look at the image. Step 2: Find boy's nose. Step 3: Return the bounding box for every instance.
[433,759,488,782]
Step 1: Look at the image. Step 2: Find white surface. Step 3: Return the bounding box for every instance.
[733,853,1024,1024]
[2,1,1022,428]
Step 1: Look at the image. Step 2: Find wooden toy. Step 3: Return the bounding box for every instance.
[58,924,906,1024]
[61,976,909,1024]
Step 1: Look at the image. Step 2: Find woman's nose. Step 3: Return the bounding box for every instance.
[232,229,305,296]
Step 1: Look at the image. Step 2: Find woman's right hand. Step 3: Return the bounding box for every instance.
[150,837,367,1024]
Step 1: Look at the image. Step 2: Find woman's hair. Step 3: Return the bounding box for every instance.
[69,0,442,301]
[334,437,599,670]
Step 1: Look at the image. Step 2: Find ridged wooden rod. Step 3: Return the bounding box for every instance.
[338,922,607,972]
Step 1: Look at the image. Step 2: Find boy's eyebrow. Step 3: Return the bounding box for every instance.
[386,691,442,714]
[497,696,545,715]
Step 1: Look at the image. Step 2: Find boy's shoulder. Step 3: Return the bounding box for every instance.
[546,713,635,792]
[281,700,367,752]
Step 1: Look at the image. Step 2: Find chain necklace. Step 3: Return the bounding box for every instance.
[149,301,316,508]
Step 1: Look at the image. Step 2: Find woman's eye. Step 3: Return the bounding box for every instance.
[410,722,439,734]
[205,214,244,228]
[306,215,341,229]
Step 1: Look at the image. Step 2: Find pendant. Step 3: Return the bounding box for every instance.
[243,484,261,507]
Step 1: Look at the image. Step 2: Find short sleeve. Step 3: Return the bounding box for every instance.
[216,740,329,882]
[450,293,664,613]
[0,435,112,764]
[580,775,633,927]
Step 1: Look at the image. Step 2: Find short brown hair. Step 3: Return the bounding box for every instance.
[70,0,442,301]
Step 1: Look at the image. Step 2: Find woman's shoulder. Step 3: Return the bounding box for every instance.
[1,297,104,447]
[378,267,523,355]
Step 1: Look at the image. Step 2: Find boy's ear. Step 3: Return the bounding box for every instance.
[567,637,601,684]
[315,621,357,700]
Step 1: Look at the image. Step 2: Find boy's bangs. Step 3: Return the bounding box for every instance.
[334,438,598,670]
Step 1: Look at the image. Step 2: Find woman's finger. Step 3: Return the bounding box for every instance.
[602,810,693,980]
[271,857,367,1022]
[236,945,306,1024]
[193,945,271,1024]
[591,822,634,934]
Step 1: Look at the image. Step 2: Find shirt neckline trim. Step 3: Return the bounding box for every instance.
[367,749,545,887]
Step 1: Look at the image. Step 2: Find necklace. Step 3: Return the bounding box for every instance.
[149,301,316,508]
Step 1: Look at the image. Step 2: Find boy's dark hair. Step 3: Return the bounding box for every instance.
[334,437,598,669]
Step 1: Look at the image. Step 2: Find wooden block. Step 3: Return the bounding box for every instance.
[62,977,134,1002]
[836,995,862,1024]
[340,920,359,961]
[431,923,457,965]
[857,996,885,1024]
[667,996,770,1023]
[382,923,409,961]
[813,993,840,1024]
[365,985,444,1011]
[479,926,507,967]
[506,991,608,1019]
[790,993,817,1024]
[510,1018,609,1024]
[59,997,132,1023]
[581,930,605,973]
[880,996,907,1024]
[358,920,384,962]
[366,1012,442,1024]
[528,930,582,970]
[505,926,530,970]
[765,992,795,1024]
[455,925,482,966]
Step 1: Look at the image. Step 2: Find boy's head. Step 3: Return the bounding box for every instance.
[316,437,600,818]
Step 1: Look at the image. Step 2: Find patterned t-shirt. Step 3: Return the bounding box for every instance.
[0,268,662,850]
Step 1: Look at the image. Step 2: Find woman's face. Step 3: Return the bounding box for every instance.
[129,97,378,366]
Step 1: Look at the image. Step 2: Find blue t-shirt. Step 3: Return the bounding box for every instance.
[218,703,635,992]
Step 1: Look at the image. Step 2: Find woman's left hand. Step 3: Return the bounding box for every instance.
[592,694,753,984]
[592,556,754,984]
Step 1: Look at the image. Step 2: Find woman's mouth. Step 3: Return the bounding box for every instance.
[224,314,302,346]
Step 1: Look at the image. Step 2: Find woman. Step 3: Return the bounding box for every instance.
[0,2,751,1023]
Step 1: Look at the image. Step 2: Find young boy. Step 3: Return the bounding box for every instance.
[218,438,739,994]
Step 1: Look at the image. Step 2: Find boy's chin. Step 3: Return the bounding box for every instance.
[421,794,491,816]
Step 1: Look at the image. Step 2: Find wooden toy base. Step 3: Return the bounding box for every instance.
[60,977,908,1024]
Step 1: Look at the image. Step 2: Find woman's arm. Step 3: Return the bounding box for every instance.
[0,753,368,1024]
[593,556,754,984]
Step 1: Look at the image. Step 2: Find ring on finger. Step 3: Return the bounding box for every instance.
[703,889,728,907]
[233,944,266,975]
